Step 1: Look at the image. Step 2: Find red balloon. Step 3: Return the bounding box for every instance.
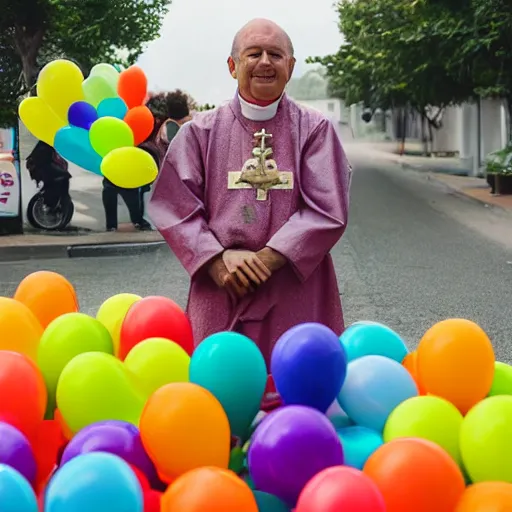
[145,489,163,512]
[119,296,194,359]
[129,464,151,491]
[296,466,386,512]
[124,106,155,145]
[118,66,148,109]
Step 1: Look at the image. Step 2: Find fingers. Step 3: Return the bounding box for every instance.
[240,261,263,285]
[253,256,272,277]
[246,257,271,282]
[223,273,248,298]
[234,268,251,288]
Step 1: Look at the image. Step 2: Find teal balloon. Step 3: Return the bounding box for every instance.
[326,399,354,428]
[0,465,38,512]
[253,491,290,512]
[190,331,267,440]
[97,98,128,120]
[54,126,102,175]
[337,426,383,470]
[340,321,408,363]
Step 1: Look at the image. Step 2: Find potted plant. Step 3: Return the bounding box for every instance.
[485,146,512,195]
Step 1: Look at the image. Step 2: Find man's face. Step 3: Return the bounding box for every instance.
[228,23,296,102]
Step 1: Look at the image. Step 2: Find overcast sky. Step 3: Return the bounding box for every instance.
[137,0,343,105]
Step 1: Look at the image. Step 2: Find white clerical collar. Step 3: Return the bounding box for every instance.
[238,93,283,121]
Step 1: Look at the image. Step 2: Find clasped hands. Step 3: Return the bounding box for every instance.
[208,247,286,300]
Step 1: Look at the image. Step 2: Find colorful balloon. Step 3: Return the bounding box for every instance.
[363,438,465,512]
[54,126,103,175]
[14,271,79,329]
[125,338,191,395]
[60,420,157,486]
[190,331,266,440]
[97,97,128,120]
[0,423,36,484]
[248,405,344,507]
[101,146,158,188]
[402,351,425,394]
[119,296,194,359]
[489,361,512,396]
[460,395,512,483]
[326,399,353,429]
[90,117,134,157]
[18,97,67,146]
[44,453,143,512]
[417,318,495,414]
[90,63,120,91]
[383,395,463,464]
[96,293,142,357]
[37,59,85,120]
[271,323,347,413]
[82,75,117,108]
[139,383,230,482]
[56,352,147,434]
[0,465,38,512]
[161,467,258,512]
[338,355,418,431]
[337,426,383,470]
[296,466,386,512]
[340,321,408,362]
[0,297,43,362]
[455,482,512,511]
[124,106,155,145]
[253,491,290,512]
[118,66,148,109]
[68,101,98,130]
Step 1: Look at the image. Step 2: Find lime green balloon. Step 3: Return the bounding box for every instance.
[489,362,512,396]
[37,312,113,414]
[56,352,147,433]
[82,75,117,107]
[90,117,134,157]
[460,395,512,482]
[383,395,463,464]
[124,337,190,395]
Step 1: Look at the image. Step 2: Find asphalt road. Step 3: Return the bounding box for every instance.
[2,146,512,361]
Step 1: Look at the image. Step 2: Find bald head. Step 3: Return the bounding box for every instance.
[230,18,294,61]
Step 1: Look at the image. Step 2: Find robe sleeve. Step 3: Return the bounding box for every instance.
[266,118,351,282]
[147,123,224,277]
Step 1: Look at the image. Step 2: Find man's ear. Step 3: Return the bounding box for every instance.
[227,56,237,79]
[288,57,296,80]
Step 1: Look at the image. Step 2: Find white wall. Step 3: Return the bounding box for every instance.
[295,99,347,125]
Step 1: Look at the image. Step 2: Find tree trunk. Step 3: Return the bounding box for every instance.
[13,25,45,95]
[506,95,512,145]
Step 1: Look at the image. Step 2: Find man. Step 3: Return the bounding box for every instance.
[148,18,351,409]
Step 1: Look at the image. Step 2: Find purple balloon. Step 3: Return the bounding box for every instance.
[248,405,344,506]
[60,420,158,485]
[0,422,36,484]
[68,101,98,130]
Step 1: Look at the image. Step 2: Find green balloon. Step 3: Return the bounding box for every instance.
[253,491,290,512]
[460,395,512,482]
[82,75,117,108]
[38,312,113,415]
[489,362,512,396]
[89,116,134,157]
[383,395,463,464]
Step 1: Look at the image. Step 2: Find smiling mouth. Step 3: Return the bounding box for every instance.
[253,75,276,82]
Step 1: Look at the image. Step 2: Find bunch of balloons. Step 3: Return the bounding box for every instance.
[1,270,512,511]
[19,60,158,189]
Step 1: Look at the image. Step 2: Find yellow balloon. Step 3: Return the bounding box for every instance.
[125,338,191,395]
[19,97,67,146]
[101,146,158,188]
[90,117,134,157]
[82,75,117,108]
[96,293,142,357]
[36,59,85,121]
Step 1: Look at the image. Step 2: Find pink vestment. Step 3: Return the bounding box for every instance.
[148,93,351,367]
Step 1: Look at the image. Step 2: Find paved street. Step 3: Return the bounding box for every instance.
[2,145,512,361]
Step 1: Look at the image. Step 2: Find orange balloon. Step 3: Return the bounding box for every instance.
[161,467,258,512]
[402,352,426,395]
[124,106,154,145]
[456,482,512,511]
[417,319,495,414]
[0,351,47,439]
[140,383,230,482]
[14,271,79,328]
[363,438,465,512]
[118,66,148,109]
[0,297,43,361]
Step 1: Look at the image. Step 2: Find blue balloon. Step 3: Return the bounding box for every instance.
[97,98,128,120]
[45,452,143,512]
[0,465,38,512]
[326,399,354,429]
[54,126,102,175]
[338,355,418,431]
[271,323,347,413]
[337,426,383,469]
[341,321,409,363]
[190,331,267,440]
[68,101,98,130]
[253,490,291,511]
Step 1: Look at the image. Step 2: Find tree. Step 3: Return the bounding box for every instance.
[0,0,171,127]
[286,68,330,101]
